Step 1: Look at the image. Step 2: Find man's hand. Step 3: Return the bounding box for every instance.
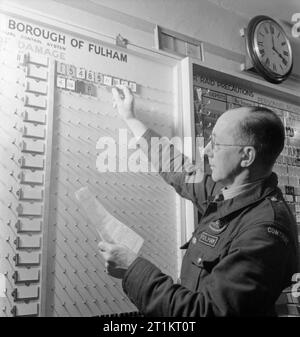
[112,85,148,139]
[112,85,135,120]
[98,241,138,279]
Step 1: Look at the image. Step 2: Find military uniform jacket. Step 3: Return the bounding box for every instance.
[122,129,299,316]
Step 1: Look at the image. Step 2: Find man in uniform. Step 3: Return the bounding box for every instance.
[98,86,299,316]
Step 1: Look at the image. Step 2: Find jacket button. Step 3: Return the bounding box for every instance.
[197,257,202,264]
[192,237,197,244]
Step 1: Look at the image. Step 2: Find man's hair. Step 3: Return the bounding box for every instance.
[236,107,285,168]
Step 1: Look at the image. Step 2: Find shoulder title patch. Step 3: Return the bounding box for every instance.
[267,226,289,245]
[199,232,219,247]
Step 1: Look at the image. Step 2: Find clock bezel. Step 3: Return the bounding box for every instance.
[245,15,293,84]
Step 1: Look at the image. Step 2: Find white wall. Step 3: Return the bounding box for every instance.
[3,0,299,78]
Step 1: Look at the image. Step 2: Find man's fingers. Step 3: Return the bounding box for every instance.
[115,85,132,99]
[112,87,122,103]
[121,85,132,96]
[98,240,112,252]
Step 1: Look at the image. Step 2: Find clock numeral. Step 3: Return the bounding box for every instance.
[270,25,275,34]
[272,63,277,72]
[281,41,287,46]
[280,64,284,71]
[257,41,263,46]
[282,58,288,66]
[266,58,270,67]
[259,49,265,57]
[283,51,289,56]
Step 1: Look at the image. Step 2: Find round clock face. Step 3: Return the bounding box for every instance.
[246,16,293,83]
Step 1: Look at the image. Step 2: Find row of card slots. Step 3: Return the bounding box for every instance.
[8,53,47,318]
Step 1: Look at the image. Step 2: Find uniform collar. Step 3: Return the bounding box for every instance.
[208,173,279,220]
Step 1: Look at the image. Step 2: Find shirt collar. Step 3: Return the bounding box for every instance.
[221,178,265,200]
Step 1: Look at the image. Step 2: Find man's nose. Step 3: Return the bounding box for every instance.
[204,141,213,157]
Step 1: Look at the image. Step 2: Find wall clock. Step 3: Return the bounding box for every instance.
[245,15,293,84]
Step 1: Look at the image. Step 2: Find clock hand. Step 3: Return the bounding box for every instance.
[271,43,287,63]
[273,48,286,62]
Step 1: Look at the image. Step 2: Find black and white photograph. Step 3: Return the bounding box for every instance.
[0,0,300,328]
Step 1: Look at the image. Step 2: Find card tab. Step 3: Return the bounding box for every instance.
[15,219,42,233]
[11,303,39,316]
[26,64,48,81]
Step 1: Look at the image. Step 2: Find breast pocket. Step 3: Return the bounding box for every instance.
[191,253,221,273]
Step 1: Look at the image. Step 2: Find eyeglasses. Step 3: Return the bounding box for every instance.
[208,136,253,151]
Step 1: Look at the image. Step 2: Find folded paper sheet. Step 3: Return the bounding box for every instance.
[75,187,144,254]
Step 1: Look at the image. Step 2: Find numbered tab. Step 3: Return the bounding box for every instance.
[20,171,44,185]
[15,236,41,250]
[14,252,41,266]
[22,124,46,139]
[25,79,48,95]
[96,72,104,84]
[26,64,48,81]
[67,64,76,77]
[103,75,112,86]
[11,303,39,317]
[15,219,42,233]
[121,80,129,86]
[76,80,85,94]
[129,81,137,93]
[56,76,66,89]
[76,67,86,79]
[17,203,43,216]
[66,79,76,91]
[13,269,40,284]
[23,108,46,125]
[21,139,45,154]
[112,78,120,86]
[87,70,95,82]
[17,53,28,65]
[85,83,97,96]
[12,285,39,301]
[20,155,44,170]
[56,62,67,75]
[27,54,49,67]
[25,94,47,109]
[17,186,43,200]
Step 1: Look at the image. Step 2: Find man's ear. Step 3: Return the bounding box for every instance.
[240,146,256,167]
